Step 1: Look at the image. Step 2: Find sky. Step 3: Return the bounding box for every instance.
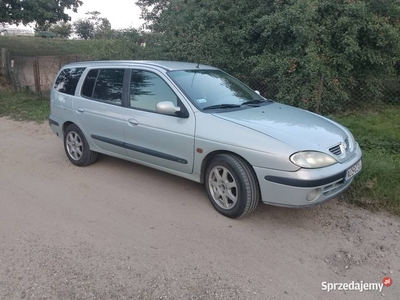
[67,0,144,30]
[7,0,144,30]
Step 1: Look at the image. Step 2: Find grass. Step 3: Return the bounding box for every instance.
[332,107,400,215]
[0,88,49,122]
[0,36,106,57]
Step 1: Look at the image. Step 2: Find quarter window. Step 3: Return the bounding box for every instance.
[81,68,125,105]
[81,69,98,98]
[54,67,85,95]
[130,70,177,112]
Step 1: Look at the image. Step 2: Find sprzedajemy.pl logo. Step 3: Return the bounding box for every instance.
[322,277,392,293]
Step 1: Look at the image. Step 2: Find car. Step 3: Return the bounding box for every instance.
[49,60,362,218]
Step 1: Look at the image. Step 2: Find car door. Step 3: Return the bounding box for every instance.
[123,68,195,174]
[74,68,127,156]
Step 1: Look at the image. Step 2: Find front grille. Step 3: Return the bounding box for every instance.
[329,144,342,156]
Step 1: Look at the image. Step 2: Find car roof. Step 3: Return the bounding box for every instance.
[62,60,219,71]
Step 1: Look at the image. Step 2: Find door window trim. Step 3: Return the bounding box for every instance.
[79,68,129,107]
[127,68,189,118]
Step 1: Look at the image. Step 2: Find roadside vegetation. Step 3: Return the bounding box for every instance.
[332,108,400,215]
[0,87,49,122]
[0,32,143,60]
[0,36,106,57]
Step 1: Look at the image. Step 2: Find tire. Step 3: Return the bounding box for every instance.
[205,154,260,218]
[64,124,97,166]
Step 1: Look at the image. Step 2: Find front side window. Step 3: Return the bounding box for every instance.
[129,70,178,112]
[81,68,125,105]
[54,67,85,95]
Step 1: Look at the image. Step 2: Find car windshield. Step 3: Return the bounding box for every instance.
[168,70,266,110]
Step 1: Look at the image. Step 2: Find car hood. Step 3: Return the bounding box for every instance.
[212,102,349,153]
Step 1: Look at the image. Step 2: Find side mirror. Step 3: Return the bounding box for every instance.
[156,101,181,115]
[254,90,260,95]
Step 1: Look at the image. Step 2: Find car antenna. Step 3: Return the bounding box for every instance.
[196,62,200,68]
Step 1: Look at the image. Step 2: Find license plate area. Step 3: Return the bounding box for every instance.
[346,160,362,180]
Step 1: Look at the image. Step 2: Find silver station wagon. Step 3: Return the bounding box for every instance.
[49,61,362,218]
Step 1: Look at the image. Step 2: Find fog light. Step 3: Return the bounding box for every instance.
[306,188,321,202]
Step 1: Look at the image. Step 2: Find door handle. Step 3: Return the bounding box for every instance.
[128,118,139,126]
[76,108,84,113]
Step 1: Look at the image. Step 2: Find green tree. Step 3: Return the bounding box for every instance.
[136,0,400,113]
[0,0,82,26]
[34,23,52,33]
[95,18,114,39]
[74,11,114,40]
[249,0,400,111]
[74,19,95,40]
[92,28,144,60]
[50,21,73,38]
[136,0,292,72]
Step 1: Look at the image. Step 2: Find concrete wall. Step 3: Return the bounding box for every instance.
[9,55,90,94]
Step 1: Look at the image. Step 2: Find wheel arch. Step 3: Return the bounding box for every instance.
[201,150,261,218]
[62,121,76,136]
[200,150,257,185]
[62,122,98,166]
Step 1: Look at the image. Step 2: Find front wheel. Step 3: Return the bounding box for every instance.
[64,124,97,166]
[205,154,260,218]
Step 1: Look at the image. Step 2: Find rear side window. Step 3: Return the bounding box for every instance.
[54,67,85,95]
[81,68,125,105]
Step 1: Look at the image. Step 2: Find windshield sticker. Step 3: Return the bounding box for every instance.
[196,98,207,103]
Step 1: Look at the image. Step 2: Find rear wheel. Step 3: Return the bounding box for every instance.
[64,124,97,166]
[205,154,260,218]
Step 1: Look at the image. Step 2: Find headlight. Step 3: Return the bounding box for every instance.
[290,151,337,169]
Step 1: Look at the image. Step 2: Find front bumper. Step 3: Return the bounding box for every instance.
[253,144,362,208]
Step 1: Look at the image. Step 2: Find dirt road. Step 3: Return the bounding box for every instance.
[0,118,399,299]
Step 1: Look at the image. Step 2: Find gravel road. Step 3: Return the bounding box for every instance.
[0,118,399,299]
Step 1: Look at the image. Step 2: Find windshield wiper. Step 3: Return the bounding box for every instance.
[203,104,241,110]
[240,99,268,106]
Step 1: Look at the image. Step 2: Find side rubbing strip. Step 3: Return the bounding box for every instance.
[91,135,124,147]
[91,135,188,164]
